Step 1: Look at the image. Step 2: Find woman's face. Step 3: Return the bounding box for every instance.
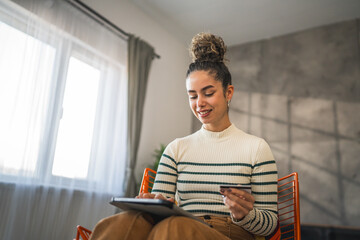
[186,70,233,132]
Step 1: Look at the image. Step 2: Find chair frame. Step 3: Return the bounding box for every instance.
[277,172,301,240]
[75,225,92,240]
[139,168,157,194]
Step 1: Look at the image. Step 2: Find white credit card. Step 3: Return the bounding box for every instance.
[219,185,252,194]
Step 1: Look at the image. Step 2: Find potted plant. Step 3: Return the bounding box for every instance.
[151,144,166,171]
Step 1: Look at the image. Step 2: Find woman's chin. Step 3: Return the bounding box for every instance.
[199,119,211,125]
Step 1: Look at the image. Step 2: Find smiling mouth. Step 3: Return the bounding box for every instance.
[198,109,212,117]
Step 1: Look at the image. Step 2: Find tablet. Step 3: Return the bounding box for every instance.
[110,197,207,225]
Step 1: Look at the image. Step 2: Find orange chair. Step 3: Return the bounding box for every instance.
[75,169,301,240]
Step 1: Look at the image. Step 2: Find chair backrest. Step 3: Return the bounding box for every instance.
[139,168,301,240]
[139,168,157,194]
[75,225,92,240]
[277,172,301,240]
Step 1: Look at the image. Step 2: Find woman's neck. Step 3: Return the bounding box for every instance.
[203,118,232,132]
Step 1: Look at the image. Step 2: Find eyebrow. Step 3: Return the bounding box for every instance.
[187,85,215,93]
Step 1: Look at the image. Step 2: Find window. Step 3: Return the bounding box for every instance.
[0,1,127,194]
[52,57,100,179]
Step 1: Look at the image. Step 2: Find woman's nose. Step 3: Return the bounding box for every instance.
[197,95,206,107]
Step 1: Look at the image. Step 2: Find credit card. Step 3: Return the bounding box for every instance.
[219,185,252,194]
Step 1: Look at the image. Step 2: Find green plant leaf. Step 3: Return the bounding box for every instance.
[151,144,166,171]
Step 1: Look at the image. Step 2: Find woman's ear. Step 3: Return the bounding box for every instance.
[226,85,234,102]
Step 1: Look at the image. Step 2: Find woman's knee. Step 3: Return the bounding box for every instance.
[89,211,154,240]
[148,216,224,240]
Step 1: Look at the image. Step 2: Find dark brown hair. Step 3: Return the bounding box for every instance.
[186,33,232,91]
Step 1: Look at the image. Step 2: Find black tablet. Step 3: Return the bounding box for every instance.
[110,197,207,225]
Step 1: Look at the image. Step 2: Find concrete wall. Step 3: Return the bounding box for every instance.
[83,0,192,181]
[192,19,360,226]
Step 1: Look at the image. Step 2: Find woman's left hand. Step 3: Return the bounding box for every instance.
[136,192,175,203]
[221,188,255,221]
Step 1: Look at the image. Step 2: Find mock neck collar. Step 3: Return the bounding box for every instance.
[200,124,235,139]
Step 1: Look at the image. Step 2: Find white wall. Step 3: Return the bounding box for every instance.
[83,0,192,181]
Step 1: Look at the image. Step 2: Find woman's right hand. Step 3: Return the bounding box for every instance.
[136,193,174,203]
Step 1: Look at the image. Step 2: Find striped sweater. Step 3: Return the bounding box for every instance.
[152,124,278,236]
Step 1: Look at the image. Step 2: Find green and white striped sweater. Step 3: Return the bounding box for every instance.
[152,124,278,236]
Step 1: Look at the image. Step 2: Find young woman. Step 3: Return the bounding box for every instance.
[89,33,278,240]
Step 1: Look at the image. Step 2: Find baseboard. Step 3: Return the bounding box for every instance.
[301,224,360,240]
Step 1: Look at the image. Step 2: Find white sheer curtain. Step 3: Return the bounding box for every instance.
[0,0,128,239]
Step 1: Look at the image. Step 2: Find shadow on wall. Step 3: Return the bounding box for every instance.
[227,18,360,227]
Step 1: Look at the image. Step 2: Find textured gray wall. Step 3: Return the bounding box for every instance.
[191,19,360,227]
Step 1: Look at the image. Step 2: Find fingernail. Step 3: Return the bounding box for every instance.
[226,188,232,192]
[220,189,225,193]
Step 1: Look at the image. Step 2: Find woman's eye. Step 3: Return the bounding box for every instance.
[189,96,197,99]
[205,93,214,97]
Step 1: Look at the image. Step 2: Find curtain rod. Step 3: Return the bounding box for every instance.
[66,0,161,59]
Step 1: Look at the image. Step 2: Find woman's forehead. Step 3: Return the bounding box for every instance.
[186,71,221,91]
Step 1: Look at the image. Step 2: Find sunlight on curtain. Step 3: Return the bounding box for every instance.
[0,0,128,239]
[0,22,55,175]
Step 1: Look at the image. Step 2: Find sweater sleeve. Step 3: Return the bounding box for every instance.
[232,139,278,236]
[151,140,178,199]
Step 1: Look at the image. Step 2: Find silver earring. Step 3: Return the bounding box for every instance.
[227,100,230,107]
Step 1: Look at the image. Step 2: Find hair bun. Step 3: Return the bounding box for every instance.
[190,32,226,63]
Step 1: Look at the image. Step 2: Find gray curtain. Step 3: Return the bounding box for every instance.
[124,35,155,197]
